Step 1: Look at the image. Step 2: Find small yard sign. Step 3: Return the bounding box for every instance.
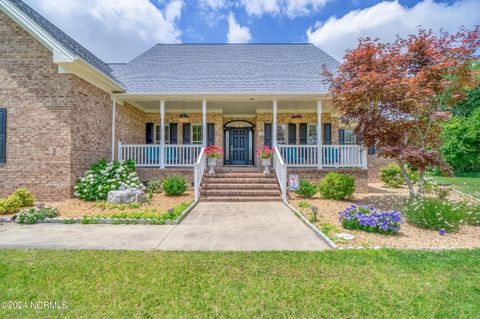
[289,175,300,191]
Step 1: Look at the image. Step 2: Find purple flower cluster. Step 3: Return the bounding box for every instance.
[339,205,402,235]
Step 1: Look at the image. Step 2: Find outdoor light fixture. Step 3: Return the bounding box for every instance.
[290,114,302,124]
[178,113,190,123]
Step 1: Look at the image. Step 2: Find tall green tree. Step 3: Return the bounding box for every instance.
[442,106,480,172]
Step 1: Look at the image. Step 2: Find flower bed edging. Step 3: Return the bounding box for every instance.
[7,200,199,226]
[285,201,337,249]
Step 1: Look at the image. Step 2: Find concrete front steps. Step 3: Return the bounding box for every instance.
[201,168,282,202]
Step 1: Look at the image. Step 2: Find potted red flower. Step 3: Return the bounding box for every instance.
[205,145,223,175]
[257,145,273,174]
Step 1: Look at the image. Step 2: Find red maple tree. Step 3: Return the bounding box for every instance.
[324,27,480,197]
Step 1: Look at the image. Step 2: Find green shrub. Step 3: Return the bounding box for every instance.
[17,207,59,224]
[457,201,480,226]
[380,164,404,188]
[295,179,317,198]
[403,198,464,232]
[162,176,187,196]
[318,173,355,200]
[12,188,35,207]
[298,200,311,209]
[75,160,144,201]
[0,196,22,215]
[146,179,162,203]
[0,188,35,215]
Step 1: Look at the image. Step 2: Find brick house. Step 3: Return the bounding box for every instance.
[0,0,380,202]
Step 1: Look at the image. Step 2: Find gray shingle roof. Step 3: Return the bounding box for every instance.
[109,44,339,94]
[8,0,113,77]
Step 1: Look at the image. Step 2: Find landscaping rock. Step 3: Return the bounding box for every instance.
[107,189,146,204]
[335,233,355,241]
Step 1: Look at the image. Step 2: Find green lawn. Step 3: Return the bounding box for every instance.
[430,172,480,198]
[1,250,479,318]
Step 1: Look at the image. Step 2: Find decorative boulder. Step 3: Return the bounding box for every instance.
[107,188,146,204]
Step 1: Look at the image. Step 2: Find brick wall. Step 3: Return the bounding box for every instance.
[0,11,141,201]
[367,155,394,183]
[0,11,73,200]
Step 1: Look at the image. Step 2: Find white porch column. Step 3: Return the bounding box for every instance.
[111,96,116,161]
[160,100,166,169]
[317,100,323,169]
[272,100,278,148]
[202,99,207,147]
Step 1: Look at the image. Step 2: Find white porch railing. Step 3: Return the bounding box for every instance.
[193,147,207,201]
[277,145,367,169]
[117,143,202,167]
[273,147,287,202]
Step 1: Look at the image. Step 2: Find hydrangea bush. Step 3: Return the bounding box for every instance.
[339,205,402,235]
[75,160,145,201]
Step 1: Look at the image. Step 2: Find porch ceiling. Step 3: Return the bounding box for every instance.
[123,99,336,115]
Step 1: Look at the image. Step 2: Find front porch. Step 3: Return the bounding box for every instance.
[110,97,368,201]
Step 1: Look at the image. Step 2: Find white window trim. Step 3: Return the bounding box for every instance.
[344,129,357,145]
[192,123,203,145]
[154,124,170,144]
[277,123,288,145]
[307,123,318,145]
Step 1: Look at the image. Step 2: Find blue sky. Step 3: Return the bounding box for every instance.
[24,0,480,62]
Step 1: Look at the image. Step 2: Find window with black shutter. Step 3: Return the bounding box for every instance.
[183,123,191,144]
[323,123,332,145]
[0,108,6,163]
[368,145,377,155]
[145,123,154,144]
[207,123,215,146]
[264,123,272,147]
[169,123,178,144]
[288,124,296,145]
[339,129,345,145]
[299,123,308,145]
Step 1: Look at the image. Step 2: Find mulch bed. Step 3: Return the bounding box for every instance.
[44,192,194,218]
[290,183,480,249]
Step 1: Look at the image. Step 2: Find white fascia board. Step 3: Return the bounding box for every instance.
[58,58,124,93]
[114,92,329,101]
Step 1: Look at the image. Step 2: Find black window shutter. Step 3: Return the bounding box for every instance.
[368,145,376,155]
[323,123,332,145]
[169,123,178,144]
[183,123,191,144]
[288,124,296,145]
[339,129,345,145]
[145,123,154,144]
[299,123,307,145]
[0,108,6,163]
[264,123,272,147]
[207,123,215,146]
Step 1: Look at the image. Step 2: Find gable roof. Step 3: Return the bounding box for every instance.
[6,0,113,77]
[109,44,339,95]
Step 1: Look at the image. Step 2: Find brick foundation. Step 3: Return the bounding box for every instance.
[136,168,195,189]
[287,168,369,193]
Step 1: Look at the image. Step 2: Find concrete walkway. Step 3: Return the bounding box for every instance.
[0,202,329,251]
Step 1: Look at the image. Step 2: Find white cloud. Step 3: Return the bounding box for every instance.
[24,0,184,62]
[198,0,227,10]
[240,0,328,18]
[227,12,252,43]
[307,0,480,60]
